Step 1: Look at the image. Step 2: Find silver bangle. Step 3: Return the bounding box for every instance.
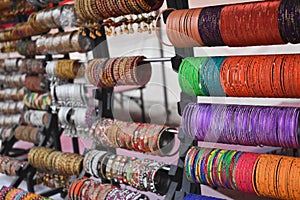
[46,60,57,77]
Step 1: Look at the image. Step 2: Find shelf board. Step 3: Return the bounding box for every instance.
[198,141,281,153]
[197,96,300,107]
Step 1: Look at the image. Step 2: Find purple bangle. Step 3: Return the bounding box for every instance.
[294,108,300,147]
[182,103,300,149]
[198,6,225,46]
[268,107,278,146]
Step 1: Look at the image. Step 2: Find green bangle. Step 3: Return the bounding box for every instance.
[223,150,236,189]
[216,149,228,187]
[178,57,209,96]
[194,148,207,183]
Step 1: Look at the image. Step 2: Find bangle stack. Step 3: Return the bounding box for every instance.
[182,103,300,148]
[31,4,77,30]
[86,56,152,88]
[185,147,300,199]
[0,115,22,128]
[14,126,43,145]
[74,0,163,21]
[18,59,46,74]
[178,54,300,97]
[0,102,24,114]
[0,186,52,200]
[0,58,19,73]
[0,128,13,140]
[35,30,93,55]
[24,76,47,93]
[90,118,175,155]
[28,147,83,176]
[0,88,25,101]
[35,172,70,190]
[83,150,167,194]
[46,60,82,79]
[0,58,45,74]
[162,0,299,47]
[68,177,149,200]
[0,41,17,53]
[220,54,300,97]
[16,30,93,56]
[58,106,97,136]
[54,84,88,107]
[23,110,49,127]
[0,74,26,88]
[0,156,27,177]
[16,40,38,56]
[23,92,51,110]
[0,19,50,42]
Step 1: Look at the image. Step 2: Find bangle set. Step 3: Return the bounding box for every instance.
[0,74,26,88]
[54,84,89,107]
[68,177,149,200]
[23,92,51,110]
[178,57,225,96]
[16,40,38,56]
[0,115,21,128]
[178,54,300,97]
[0,186,52,200]
[90,118,174,155]
[18,59,46,74]
[46,60,82,79]
[35,172,69,190]
[185,147,300,199]
[182,103,300,149]
[83,150,167,194]
[14,125,43,145]
[58,106,97,134]
[74,0,163,22]
[161,0,299,47]
[28,147,83,176]
[24,76,47,93]
[0,59,20,73]
[0,128,13,140]
[0,21,50,43]
[220,54,300,97]
[0,156,27,177]
[0,41,17,53]
[0,59,45,74]
[0,88,25,101]
[32,4,77,30]
[23,110,49,127]
[0,1,34,22]
[36,30,93,55]
[16,30,93,56]
[0,102,24,114]
[86,56,152,88]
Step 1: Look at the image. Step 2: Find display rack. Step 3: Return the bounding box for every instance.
[164,0,300,199]
[1,0,298,199]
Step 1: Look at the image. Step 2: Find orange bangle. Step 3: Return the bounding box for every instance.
[277,157,293,199]
[289,158,300,199]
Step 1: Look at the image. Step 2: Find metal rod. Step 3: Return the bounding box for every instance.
[166,128,179,134]
[143,57,173,62]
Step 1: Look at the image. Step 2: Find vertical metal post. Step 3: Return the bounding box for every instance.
[165,0,201,198]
